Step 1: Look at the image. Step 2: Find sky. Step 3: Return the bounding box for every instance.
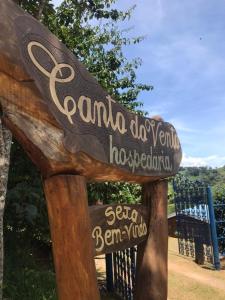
[53,0,225,168]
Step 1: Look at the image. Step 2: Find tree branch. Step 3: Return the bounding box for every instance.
[35,0,48,20]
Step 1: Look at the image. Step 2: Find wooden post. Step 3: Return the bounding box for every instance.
[134,180,168,300]
[43,175,100,300]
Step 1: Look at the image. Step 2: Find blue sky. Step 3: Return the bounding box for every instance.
[53,0,225,168]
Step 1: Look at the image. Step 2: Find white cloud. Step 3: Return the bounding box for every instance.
[182,153,225,168]
[168,118,199,133]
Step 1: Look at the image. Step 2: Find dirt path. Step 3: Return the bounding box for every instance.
[168,238,225,300]
[169,261,225,291]
[96,238,225,299]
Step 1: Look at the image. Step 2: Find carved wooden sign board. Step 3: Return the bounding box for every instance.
[89,204,148,255]
[0,1,182,299]
[0,4,181,183]
[15,16,181,179]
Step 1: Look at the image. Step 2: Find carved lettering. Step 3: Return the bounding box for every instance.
[110,135,173,173]
[28,41,76,124]
[91,205,148,254]
[24,37,182,178]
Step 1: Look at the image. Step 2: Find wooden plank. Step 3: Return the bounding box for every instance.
[134,180,168,300]
[0,0,182,182]
[89,204,148,255]
[43,175,100,300]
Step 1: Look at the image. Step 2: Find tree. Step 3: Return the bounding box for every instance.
[49,0,152,112]
[0,110,12,299]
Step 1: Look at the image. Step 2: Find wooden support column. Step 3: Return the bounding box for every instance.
[43,175,100,300]
[134,180,168,300]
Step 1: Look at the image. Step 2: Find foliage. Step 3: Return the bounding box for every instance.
[5,141,50,244]
[4,238,56,299]
[49,0,152,113]
[213,186,225,255]
[168,203,175,215]
[178,166,225,195]
[18,0,55,20]
[169,166,225,217]
[214,186,225,203]
[88,182,141,205]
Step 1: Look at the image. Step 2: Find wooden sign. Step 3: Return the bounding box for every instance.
[89,204,148,255]
[15,15,181,178]
[0,0,181,182]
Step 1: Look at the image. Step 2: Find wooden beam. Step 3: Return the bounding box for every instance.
[134,180,168,300]
[43,175,100,300]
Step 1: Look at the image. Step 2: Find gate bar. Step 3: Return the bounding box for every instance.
[106,253,114,293]
[207,186,221,270]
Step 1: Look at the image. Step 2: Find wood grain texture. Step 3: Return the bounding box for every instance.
[89,204,148,255]
[43,175,100,300]
[0,0,182,182]
[0,0,30,81]
[134,180,168,300]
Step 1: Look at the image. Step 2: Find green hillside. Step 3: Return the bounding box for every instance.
[178,166,225,192]
[168,166,225,214]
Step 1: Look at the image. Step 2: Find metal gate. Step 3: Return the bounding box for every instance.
[173,176,220,269]
[112,248,136,300]
[105,247,137,300]
[214,187,225,257]
[104,178,225,299]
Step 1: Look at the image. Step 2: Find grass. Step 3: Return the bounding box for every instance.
[3,240,118,300]
[3,235,57,300]
[168,203,175,215]
[4,267,57,300]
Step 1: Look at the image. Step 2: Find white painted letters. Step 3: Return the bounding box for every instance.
[92,205,148,254]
